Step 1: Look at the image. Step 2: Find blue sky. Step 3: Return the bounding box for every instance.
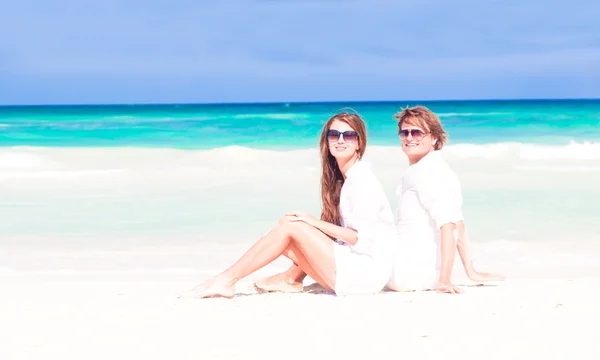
[1,0,599,104]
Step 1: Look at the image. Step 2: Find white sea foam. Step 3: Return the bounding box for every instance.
[2,141,600,170]
[0,143,598,275]
[0,151,46,168]
[437,112,513,117]
[232,113,310,120]
[440,141,600,160]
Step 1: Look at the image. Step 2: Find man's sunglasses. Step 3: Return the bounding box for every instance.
[398,129,430,141]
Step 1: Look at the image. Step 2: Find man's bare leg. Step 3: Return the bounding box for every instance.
[254,264,308,293]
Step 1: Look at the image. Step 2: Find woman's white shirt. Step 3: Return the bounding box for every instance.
[337,161,396,260]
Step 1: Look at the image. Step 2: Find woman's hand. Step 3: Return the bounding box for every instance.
[435,281,464,294]
[285,211,319,228]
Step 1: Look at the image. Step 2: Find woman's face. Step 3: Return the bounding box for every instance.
[399,122,436,162]
[326,119,360,161]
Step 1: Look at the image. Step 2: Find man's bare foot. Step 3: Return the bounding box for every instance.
[254,273,304,293]
[178,276,236,299]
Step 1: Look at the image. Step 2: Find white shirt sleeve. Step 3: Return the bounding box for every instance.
[346,174,388,255]
[415,170,463,229]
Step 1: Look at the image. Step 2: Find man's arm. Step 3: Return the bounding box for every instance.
[456,220,476,277]
[456,220,505,282]
[437,222,463,293]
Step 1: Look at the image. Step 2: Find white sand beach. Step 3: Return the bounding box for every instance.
[3,0,600,356]
[2,145,600,359]
[1,270,599,360]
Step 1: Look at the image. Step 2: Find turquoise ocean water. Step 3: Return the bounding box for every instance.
[2,99,600,148]
[1,99,600,275]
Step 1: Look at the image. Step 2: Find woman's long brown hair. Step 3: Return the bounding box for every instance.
[319,112,367,226]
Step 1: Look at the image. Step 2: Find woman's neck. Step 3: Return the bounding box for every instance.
[337,154,359,180]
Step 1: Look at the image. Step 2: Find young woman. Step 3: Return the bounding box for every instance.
[183,112,397,298]
[386,106,504,294]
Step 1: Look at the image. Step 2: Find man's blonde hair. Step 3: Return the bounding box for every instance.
[393,106,448,150]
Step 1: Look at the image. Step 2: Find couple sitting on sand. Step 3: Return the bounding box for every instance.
[185,106,504,299]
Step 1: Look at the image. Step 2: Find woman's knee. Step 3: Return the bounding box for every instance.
[278,215,292,226]
[279,216,312,238]
[280,215,306,229]
[272,215,297,237]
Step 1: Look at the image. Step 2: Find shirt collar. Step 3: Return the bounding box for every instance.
[345,160,369,179]
[411,150,441,168]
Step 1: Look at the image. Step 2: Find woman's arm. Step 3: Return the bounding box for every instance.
[313,219,358,245]
[284,212,358,244]
[287,169,388,252]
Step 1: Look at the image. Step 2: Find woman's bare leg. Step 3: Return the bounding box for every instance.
[254,265,308,293]
[183,217,336,298]
[280,242,333,291]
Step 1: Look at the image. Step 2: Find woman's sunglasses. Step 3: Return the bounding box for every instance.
[326,130,359,143]
[398,129,430,141]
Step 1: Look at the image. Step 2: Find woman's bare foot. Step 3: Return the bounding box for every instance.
[468,271,506,282]
[254,273,304,293]
[179,276,236,299]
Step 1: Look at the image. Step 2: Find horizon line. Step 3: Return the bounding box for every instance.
[1,97,599,108]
